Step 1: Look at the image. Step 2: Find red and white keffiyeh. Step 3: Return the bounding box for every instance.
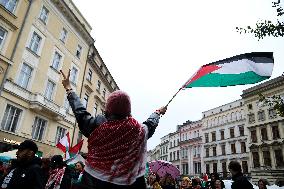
[45,167,66,189]
[86,117,147,185]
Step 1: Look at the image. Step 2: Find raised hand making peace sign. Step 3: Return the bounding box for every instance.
[60,69,72,91]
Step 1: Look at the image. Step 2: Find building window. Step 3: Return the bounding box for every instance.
[242,161,248,173]
[173,151,176,160]
[0,0,17,13]
[274,149,284,167]
[82,94,89,108]
[77,131,82,144]
[102,88,106,98]
[93,103,98,116]
[248,104,253,110]
[231,143,236,154]
[60,28,68,43]
[76,44,82,59]
[212,132,216,141]
[213,146,217,156]
[222,162,227,177]
[272,124,280,139]
[213,163,217,173]
[206,148,209,157]
[220,130,225,140]
[248,113,255,123]
[44,80,55,100]
[32,117,47,141]
[0,26,7,50]
[230,128,235,138]
[251,130,257,143]
[1,104,22,133]
[268,108,277,119]
[177,150,179,160]
[86,69,92,81]
[63,96,69,110]
[205,133,209,143]
[221,144,226,155]
[17,63,32,89]
[263,151,271,167]
[257,110,265,121]
[96,80,101,91]
[206,164,210,174]
[39,6,49,24]
[241,142,246,153]
[29,32,42,54]
[55,126,67,144]
[239,126,244,136]
[261,127,268,141]
[70,67,78,84]
[252,152,260,168]
[51,51,62,70]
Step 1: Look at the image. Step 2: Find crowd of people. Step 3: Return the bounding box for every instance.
[145,161,270,189]
[0,140,86,189]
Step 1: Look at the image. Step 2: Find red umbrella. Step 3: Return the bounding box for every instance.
[148,160,180,179]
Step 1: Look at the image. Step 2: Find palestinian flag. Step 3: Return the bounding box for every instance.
[183,52,274,88]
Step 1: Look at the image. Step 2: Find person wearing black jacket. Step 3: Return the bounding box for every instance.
[228,161,253,189]
[0,140,45,189]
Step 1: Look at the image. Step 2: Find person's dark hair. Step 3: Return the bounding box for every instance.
[50,155,65,169]
[210,172,220,179]
[0,161,3,166]
[76,161,85,168]
[228,161,242,173]
[258,178,269,189]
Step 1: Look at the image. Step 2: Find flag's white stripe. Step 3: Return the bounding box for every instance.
[212,59,273,76]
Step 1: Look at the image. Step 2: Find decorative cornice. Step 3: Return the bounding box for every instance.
[51,0,94,45]
[242,76,284,98]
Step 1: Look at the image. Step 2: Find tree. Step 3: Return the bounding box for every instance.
[237,1,284,116]
[236,0,284,40]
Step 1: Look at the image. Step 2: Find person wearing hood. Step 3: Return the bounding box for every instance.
[60,70,167,189]
[0,140,45,189]
[228,161,253,189]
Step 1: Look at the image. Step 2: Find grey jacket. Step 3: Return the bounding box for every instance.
[67,92,160,139]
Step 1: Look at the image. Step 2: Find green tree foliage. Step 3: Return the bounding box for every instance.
[259,92,284,117]
[236,0,284,40]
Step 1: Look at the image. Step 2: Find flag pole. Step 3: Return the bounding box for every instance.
[165,87,183,107]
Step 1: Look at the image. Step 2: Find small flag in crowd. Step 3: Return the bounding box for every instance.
[56,132,70,153]
[56,132,84,160]
[183,52,274,88]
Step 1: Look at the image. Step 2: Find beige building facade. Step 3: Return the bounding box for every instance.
[202,99,250,178]
[0,0,95,156]
[242,76,284,184]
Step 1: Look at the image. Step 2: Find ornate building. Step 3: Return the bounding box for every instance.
[202,99,249,178]
[242,76,284,184]
[179,120,202,176]
[169,131,180,170]
[160,134,169,161]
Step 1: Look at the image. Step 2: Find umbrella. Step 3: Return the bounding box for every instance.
[148,160,180,179]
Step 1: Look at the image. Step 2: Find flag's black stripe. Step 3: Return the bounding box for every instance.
[203,52,274,67]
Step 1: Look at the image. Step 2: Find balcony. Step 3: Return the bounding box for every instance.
[3,80,73,122]
[30,93,66,120]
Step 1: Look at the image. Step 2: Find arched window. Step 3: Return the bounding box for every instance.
[223,115,227,123]
[218,116,222,125]
[231,112,236,121]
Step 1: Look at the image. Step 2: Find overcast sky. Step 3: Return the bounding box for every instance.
[73,0,284,150]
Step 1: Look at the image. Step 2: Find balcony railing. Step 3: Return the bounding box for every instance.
[3,80,75,123]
